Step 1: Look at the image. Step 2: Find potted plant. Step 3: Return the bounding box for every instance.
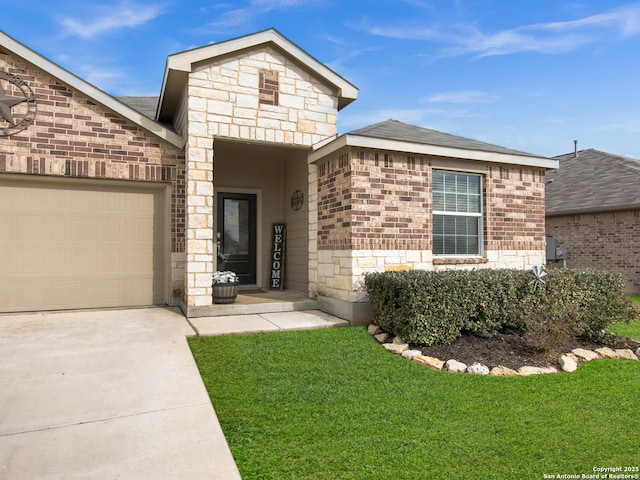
[212,270,240,304]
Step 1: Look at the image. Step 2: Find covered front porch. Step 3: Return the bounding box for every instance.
[182,137,314,317]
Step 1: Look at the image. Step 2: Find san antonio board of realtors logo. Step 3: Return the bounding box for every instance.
[0,70,37,136]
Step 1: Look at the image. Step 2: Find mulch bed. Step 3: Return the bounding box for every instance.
[419,330,640,370]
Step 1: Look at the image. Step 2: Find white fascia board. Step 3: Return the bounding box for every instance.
[309,134,559,169]
[267,31,358,101]
[0,31,183,149]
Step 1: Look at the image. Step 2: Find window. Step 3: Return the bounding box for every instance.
[432,170,483,256]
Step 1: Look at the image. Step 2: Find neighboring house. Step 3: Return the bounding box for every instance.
[546,148,640,294]
[0,29,558,322]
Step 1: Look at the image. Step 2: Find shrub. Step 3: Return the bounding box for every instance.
[463,269,531,336]
[364,270,476,345]
[364,268,637,347]
[518,269,637,344]
[570,269,638,340]
[518,288,583,356]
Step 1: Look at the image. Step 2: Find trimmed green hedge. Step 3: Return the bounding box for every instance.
[364,268,637,346]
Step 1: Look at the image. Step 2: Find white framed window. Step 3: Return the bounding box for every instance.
[432,170,483,256]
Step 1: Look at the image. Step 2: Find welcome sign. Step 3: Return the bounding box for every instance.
[270,223,285,290]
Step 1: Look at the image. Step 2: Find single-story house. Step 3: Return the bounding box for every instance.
[0,28,558,323]
[546,148,640,294]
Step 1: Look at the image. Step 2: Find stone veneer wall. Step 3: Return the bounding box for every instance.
[186,45,338,146]
[183,45,340,309]
[0,52,187,298]
[546,210,640,294]
[311,148,547,303]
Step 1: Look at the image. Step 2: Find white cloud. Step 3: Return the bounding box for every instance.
[78,65,125,91]
[199,0,316,30]
[593,119,640,134]
[352,3,640,58]
[325,46,380,74]
[425,90,499,104]
[58,1,166,38]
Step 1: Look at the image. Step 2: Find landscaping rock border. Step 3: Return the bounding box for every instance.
[367,324,640,375]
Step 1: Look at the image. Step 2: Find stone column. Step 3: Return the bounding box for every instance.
[184,92,215,309]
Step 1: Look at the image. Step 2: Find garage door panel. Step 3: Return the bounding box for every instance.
[0,177,165,313]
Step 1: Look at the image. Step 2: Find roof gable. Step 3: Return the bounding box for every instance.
[311,119,557,169]
[0,30,182,148]
[157,28,357,122]
[546,148,640,215]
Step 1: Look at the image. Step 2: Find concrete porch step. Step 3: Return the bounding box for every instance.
[186,289,318,318]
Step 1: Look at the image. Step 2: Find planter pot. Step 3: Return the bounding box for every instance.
[213,283,239,304]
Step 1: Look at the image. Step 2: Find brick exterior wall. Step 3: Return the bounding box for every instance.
[546,210,640,294]
[317,150,431,251]
[485,166,546,252]
[316,149,546,253]
[311,148,547,304]
[0,52,186,254]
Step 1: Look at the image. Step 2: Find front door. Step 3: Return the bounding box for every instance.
[217,192,257,285]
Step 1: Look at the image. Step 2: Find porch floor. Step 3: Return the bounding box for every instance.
[186,288,319,318]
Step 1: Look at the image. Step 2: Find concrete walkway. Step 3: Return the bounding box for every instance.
[0,307,347,479]
[190,309,348,336]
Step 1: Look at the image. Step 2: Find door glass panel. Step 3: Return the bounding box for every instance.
[217,192,257,284]
[223,198,250,255]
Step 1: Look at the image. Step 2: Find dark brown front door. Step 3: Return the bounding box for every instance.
[217,192,257,285]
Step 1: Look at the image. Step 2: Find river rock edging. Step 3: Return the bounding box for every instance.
[368,324,640,376]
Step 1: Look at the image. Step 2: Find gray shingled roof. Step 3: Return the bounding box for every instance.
[117,96,159,119]
[348,119,541,158]
[546,148,640,215]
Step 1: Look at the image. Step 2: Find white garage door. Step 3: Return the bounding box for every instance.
[0,176,166,313]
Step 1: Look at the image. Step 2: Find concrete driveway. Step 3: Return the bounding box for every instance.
[0,307,241,480]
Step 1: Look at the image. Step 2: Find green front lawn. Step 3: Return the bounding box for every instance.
[608,296,640,340]
[609,320,640,340]
[189,328,640,480]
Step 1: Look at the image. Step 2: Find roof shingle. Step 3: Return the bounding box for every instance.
[117,96,159,119]
[347,119,540,158]
[546,148,640,215]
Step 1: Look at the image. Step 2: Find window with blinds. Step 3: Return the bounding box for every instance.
[432,170,483,256]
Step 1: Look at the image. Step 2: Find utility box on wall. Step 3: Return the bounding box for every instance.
[546,237,558,260]
[556,246,568,260]
[546,237,568,267]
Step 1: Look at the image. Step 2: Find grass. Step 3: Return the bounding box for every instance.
[189,328,640,480]
[609,319,640,340]
[608,295,640,340]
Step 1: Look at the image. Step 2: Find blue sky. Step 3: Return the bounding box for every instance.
[3,0,640,158]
